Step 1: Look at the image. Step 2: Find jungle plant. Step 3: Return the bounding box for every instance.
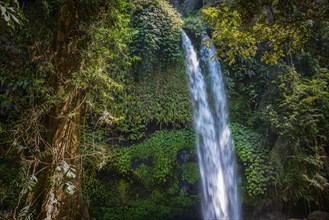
[107,63,192,141]
[230,122,274,203]
[1,0,133,219]
[183,12,207,39]
[130,0,183,78]
[0,0,22,31]
[262,66,329,206]
[203,0,329,64]
[82,129,199,220]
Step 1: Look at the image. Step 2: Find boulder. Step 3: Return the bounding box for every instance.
[259,212,286,220]
[308,211,329,220]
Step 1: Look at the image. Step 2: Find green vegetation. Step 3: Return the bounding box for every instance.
[0,1,22,31]
[263,66,329,205]
[108,63,191,141]
[1,0,134,219]
[181,162,199,185]
[206,0,329,212]
[82,130,199,220]
[183,12,207,39]
[231,123,274,202]
[0,154,21,219]
[203,0,329,64]
[131,0,183,78]
[0,0,329,219]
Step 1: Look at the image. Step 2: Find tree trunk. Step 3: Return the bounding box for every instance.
[28,91,88,220]
[22,0,89,219]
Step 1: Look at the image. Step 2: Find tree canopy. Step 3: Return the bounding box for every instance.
[203,0,329,64]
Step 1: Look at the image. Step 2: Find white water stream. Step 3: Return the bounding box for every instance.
[182,31,241,220]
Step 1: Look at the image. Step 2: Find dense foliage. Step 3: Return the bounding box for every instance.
[231,123,274,203]
[0,1,22,31]
[205,0,329,212]
[130,0,183,78]
[1,0,133,218]
[108,63,191,141]
[82,130,199,219]
[1,0,329,219]
[263,66,329,206]
[203,0,329,64]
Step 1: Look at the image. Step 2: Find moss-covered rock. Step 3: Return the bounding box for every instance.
[83,130,201,220]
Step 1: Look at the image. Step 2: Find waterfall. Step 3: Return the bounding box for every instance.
[182,31,241,220]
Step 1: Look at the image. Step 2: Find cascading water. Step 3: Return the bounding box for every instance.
[182,31,241,220]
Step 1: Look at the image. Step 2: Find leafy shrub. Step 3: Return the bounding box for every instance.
[0,155,21,219]
[183,12,207,39]
[85,129,200,220]
[112,130,196,185]
[181,162,199,185]
[230,122,274,203]
[130,0,183,77]
[260,67,329,205]
[108,63,192,141]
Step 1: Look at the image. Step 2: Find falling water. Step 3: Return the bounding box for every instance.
[182,31,241,220]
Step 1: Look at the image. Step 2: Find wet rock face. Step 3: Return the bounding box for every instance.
[246,199,287,220]
[172,209,202,220]
[258,212,286,220]
[308,211,329,220]
[169,0,203,15]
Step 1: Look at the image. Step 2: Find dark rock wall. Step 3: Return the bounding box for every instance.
[168,0,203,15]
